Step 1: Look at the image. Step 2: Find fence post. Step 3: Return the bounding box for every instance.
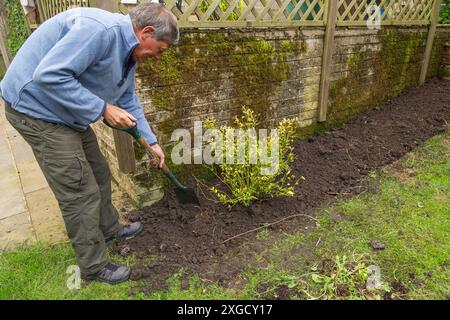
[420,0,442,85]
[318,0,338,122]
[113,129,136,174]
[0,1,12,68]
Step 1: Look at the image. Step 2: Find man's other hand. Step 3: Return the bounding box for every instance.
[149,143,165,169]
[103,104,137,128]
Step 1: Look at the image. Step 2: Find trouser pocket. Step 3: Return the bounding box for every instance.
[43,156,89,201]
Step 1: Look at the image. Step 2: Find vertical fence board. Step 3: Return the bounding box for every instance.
[0,3,12,68]
[420,0,442,85]
[112,129,136,174]
[318,0,337,122]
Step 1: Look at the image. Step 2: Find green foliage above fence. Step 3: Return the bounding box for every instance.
[5,0,28,55]
[440,0,450,24]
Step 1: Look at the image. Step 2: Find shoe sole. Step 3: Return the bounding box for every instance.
[82,269,132,285]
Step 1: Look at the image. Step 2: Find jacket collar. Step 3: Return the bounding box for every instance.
[121,14,140,53]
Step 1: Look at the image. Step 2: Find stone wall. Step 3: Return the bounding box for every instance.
[431,26,450,79]
[93,25,450,207]
[437,27,450,80]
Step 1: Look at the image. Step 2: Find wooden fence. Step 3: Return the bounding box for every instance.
[336,0,435,26]
[33,0,437,27]
[36,0,90,22]
[165,0,436,27]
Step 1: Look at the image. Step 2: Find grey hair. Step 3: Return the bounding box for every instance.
[129,2,179,45]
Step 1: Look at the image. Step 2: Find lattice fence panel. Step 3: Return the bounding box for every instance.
[336,0,436,26]
[164,0,326,27]
[34,0,437,28]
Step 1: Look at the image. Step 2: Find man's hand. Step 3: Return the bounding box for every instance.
[149,143,165,169]
[103,104,137,128]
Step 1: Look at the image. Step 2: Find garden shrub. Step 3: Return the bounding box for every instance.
[203,107,302,208]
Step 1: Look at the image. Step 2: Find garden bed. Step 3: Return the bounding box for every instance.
[120,78,450,291]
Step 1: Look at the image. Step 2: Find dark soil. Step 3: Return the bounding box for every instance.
[119,79,450,292]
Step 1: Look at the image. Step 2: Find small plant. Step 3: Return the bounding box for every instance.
[203,107,301,208]
[303,254,390,300]
[256,227,270,240]
[270,254,390,300]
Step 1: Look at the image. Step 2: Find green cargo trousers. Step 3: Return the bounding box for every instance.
[4,102,120,276]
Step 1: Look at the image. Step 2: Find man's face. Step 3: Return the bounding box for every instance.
[132,26,171,62]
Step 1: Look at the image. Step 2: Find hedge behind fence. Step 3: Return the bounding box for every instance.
[4,0,28,55]
[440,0,450,24]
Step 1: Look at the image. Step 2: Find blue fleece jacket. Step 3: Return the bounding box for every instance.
[0,8,157,145]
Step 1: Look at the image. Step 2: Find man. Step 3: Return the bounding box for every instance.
[0,3,179,284]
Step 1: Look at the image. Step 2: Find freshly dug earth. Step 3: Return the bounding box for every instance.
[120,79,450,291]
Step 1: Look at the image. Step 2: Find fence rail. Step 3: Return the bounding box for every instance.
[33,0,438,28]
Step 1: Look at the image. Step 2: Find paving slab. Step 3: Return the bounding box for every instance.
[0,102,67,248]
[0,133,27,219]
[26,187,67,243]
[0,212,36,251]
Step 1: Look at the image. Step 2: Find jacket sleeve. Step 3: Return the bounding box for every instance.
[32,20,109,128]
[116,74,158,145]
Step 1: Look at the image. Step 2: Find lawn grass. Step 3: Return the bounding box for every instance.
[0,242,148,299]
[235,127,450,300]
[1,127,448,300]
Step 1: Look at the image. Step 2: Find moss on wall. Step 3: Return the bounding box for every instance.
[137,31,306,137]
[229,36,305,120]
[440,41,450,79]
[427,37,446,78]
[327,29,425,126]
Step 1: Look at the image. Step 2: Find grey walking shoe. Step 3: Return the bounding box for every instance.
[83,262,131,285]
[105,222,144,245]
